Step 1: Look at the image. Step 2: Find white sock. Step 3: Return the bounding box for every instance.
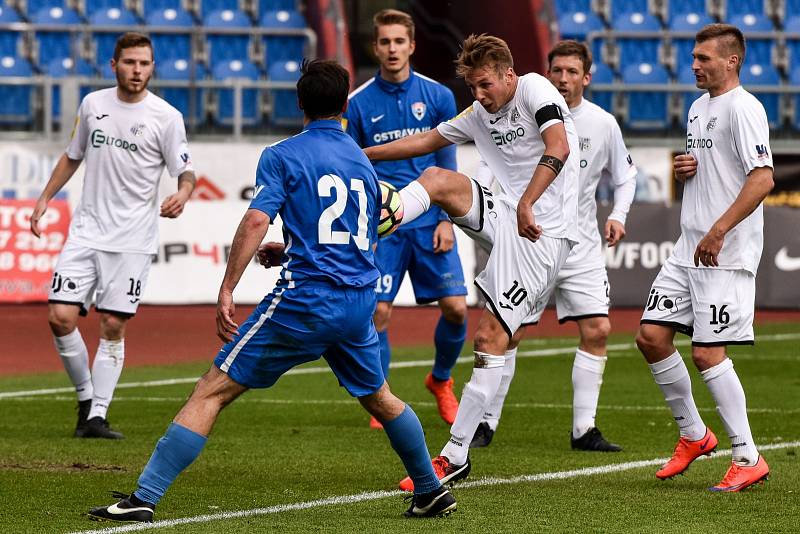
[702,358,759,466]
[649,351,706,441]
[398,180,431,226]
[441,352,505,465]
[483,347,517,431]
[572,349,607,439]
[54,329,93,401]
[88,338,125,420]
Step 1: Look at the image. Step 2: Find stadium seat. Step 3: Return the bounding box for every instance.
[84,0,125,17]
[205,9,253,66]
[677,67,702,128]
[267,59,302,125]
[212,58,260,126]
[26,0,70,17]
[142,0,183,13]
[157,58,207,125]
[621,62,670,129]
[726,0,768,18]
[785,17,800,72]
[666,0,707,20]
[609,0,649,18]
[586,61,614,112]
[790,69,800,131]
[258,0,298,16]
[612,12,663,67]
[91,8,141,64]
[740,63,781,128]
[558,10,604,41]
[199,0,240,19]
[0,4,22,58]
[32,6,83,61]
[726,14,775,67]
[0,55,34,125]
[669,13,713,72]
[46,56,95,121]
[146,8,194,62]
[261,10,307,68]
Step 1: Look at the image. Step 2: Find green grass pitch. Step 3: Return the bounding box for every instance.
[0,322,798,533]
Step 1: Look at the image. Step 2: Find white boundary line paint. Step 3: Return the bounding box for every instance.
[70,440,800,534]
[3,333,799,400]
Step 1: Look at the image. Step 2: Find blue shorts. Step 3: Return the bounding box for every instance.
[374,224,467,304]
[214,281,384,397]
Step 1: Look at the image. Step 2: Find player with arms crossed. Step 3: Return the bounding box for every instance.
[365,34,580,488]
[471,40,635,452]
[635,24,773,491]
[344,9,467,429]
[88,60,456,523]
[30,33,195,439]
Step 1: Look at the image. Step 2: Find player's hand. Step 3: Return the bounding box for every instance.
[216,289,239,342]
[694,226,725,267]
[516,202,542,242]
[605,220,626,247]
[30,198,48,238]
[160,190,190,218]
[432,221,455,253]
[673,154,697,183]
[257,242,285,268]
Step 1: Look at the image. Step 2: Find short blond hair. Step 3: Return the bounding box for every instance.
[373,9,414,41]
[455,34,513,78]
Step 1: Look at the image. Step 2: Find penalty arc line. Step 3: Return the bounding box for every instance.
[70,439,800,534]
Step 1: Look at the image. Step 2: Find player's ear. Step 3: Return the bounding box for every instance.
[409,39,416,56]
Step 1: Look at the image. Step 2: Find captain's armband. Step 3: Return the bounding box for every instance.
[537,154,564,175]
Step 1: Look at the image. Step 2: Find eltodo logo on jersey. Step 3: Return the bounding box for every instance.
[90,129,139,152]
[491,126,526,147]
[411,102,426,121]
[686,132,712,150]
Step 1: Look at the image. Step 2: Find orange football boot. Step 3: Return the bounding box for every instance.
[425,373,458,425]
[399,455,471,492]
[369,416,383,430]
[710,456,769,492]
[656,428,718,479]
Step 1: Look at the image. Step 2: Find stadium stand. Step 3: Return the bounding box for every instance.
[0,54,34,125]
[267,58,302,125]
[205,8,253,67]
[157,58,207,125]
[91,7,142,64]
[146,8,195,62]
[740,62,781,128]
[212,58,260,126]
[587,60,614,112]
[622,62,671,129]
[261,9,307,68]
[32,6,83,63]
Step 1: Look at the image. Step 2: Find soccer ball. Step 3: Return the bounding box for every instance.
[378,181,404,238]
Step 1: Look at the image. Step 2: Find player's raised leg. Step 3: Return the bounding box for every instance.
[398,166,475,227]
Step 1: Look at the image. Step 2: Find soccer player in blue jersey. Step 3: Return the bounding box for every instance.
[344,9,468,429]
[87,59,456,522]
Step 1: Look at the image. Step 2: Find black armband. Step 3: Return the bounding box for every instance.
[534,103,564,128]
[537,154,564,175]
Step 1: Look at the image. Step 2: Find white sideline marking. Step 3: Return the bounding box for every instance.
[3,332,799,400]
[70,440,800,534]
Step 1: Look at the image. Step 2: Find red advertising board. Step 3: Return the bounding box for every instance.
[0,199,70,302]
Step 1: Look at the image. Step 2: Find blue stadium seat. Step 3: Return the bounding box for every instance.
[268,59,302,125]
[46,57,95,121]
[740,63,781,128]
[558,10,604,41]
[727,13,773,31]
[790,69,800,131]
[32,6,83,61]
[147,8,194,62]
[0,4,22,58]
[587,61,614,112]
[727,14,775,66]
[669,11,713,31]
[258,0,298,16]
[677,67,703,128]
[613,12,663,67]
[27,0,69,16]
[666,0,707,20]
[261,10,306,68]
[90,8,140,64]
[669,13,713,72]
[200,0,240,19]
[610,0,649,18]
[0,55,34,125]
[84,0,125,16]
[142,0,183,13]
[621,62,670,129]
[157,58,207,125]
[205,9,252,66]
[785,17,800,72]
[212,58,260,126]
[726,0,767,17]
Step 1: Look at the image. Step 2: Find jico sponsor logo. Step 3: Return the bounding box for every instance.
[373,126,430,143]
[645,289,683,313]
[491,126,525,146]
[686,133,712,150]
[90,129,138,152]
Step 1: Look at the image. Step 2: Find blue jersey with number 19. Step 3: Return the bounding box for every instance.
[249,120,380,288]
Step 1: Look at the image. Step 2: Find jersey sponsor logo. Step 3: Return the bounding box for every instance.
[645,289,683,313]
[51,272,79,294]
[411,102,426,121]
[95,114,109,120]
[706,116,717,131]
[370,114,385,124]
[372,126,430,143]
[775,247,800,271]
[686,133,712,150]
[756,144,769,160]
[90,129,139,152]
[491,126,525,147]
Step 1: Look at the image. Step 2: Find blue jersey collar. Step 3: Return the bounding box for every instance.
[303,119,344,131]
[374,69,415,94]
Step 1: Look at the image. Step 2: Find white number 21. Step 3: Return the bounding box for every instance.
[317,174,369,251]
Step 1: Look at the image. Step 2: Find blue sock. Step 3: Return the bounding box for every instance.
[133,422,208,505]
[383,405,441,494]
[432,315,466,381]
[378,329,391,379]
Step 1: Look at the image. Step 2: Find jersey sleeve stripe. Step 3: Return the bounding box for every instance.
[348,78,375,99]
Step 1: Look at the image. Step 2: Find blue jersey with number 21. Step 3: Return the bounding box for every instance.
[249,120,380,288]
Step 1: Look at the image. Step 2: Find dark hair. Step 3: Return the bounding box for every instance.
[455,33,513,78]
[548,40,592,75]
[373,8,414,41]
[696,23,746,72]
[297,59,350,120]
[113,32,153,62]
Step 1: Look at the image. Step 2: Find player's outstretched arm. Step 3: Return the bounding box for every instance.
[364,129,451,162]
[160,171,197,218]
[30,153,82,237]
[694,166,774,267]
[217,208,271,342]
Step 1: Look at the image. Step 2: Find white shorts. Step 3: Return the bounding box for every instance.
[526,263,610,325]
[452,179,573,336]
[640,255,755,346]
[48,240,153,317]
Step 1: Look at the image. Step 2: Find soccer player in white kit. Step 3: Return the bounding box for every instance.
[635,24,773,491]
[470,41,636,452]
[364,34,580,488]
[30,33,196,439]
